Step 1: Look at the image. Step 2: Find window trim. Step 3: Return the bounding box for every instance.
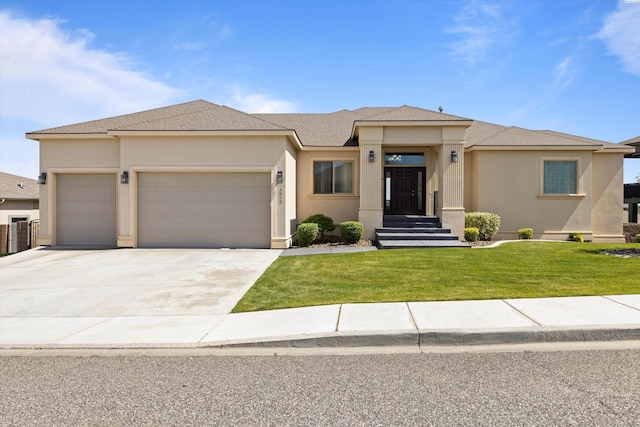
[538,157,585,198]
[311,159,356,196]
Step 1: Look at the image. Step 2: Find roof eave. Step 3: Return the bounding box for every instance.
[26,132,112,141]
[465,145,609,152]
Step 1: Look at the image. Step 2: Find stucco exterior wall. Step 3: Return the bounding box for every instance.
[467,149,599,240]
[296,149,360,233]
[0,200,39,224]
[38,138,120,244]
[591,152,626,242]
[38,134,297,248]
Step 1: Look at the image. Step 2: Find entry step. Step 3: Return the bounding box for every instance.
[375,232,459,241]
[376,240,470,249]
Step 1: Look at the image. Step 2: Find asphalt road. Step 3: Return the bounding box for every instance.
[1,350,638,426]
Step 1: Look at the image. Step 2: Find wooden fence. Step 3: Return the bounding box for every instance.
[0,220,39,254]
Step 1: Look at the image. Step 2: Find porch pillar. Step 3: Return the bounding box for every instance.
[358,127,383,240]
[437,127,466,239]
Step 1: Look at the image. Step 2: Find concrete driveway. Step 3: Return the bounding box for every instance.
[0,247,280,318]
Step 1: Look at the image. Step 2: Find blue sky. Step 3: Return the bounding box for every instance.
[1,0,638,182]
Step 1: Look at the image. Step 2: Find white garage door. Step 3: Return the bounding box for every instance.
[137,172,271,248]
[57,173,117,246]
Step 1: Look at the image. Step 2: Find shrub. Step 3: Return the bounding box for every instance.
[518,228,533,240]
[340,221,363,244]
[297,223,318,247]
[465,212,501,241]
[302,214,335,238]
[464,227,479,242]
[568,232,584,243]
[637,234,640,243]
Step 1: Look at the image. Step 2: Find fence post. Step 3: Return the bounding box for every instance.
[0,224,7,254]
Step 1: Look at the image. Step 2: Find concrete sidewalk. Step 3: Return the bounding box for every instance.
[2,295,639,349]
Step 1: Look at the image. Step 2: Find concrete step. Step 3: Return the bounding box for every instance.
[376,227,452,234]
[376,240,470,249]
[375,232,459,241]
[384,222,443,229]
[383,215,439,227]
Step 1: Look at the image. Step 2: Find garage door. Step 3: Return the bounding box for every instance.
[137,172,271,248]
[57,173,117,246]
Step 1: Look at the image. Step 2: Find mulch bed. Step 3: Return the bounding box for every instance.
[292,235,373,249]
[601,248,640,258]
[623,223,640,243]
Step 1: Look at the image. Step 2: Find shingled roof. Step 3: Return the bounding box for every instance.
[354,105,471,122]
[27,100,286,134]
[0,172,39,200]
[621,135,640,146]
[621,135,640,158]
[27,100,621,150]
[255,110,365,146]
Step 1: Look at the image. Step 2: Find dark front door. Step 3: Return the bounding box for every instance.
[384,167,425,215]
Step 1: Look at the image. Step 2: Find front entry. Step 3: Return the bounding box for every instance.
[384,167,426,215]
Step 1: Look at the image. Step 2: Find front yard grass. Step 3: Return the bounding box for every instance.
[232,242,640,313]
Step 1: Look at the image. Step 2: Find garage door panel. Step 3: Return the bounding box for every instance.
[57,173,116,246]
[138,172,271,248]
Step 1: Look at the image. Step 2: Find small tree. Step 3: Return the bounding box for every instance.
[302,214,335,239]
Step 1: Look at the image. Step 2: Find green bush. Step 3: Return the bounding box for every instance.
[636,234,640,243]
[340,221,363,244]
[297,223,318,247]
[518,228,533,239]
[465,212,501,241]
[302,214,335,238]
[568,232,584,243]
[464,227,479,242]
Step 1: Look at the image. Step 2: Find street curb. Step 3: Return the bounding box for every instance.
[2,327,639,350]
[205,326,640,348]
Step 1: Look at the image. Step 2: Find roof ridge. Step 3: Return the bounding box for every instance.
[29,100,215,134]
[470,125,514,145]
[535,129,606,146]
[217,105,289,130]
[108,100,221,131]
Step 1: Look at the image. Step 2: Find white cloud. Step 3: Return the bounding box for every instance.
[597,4,640,76]
[552,56,576,91]
[0,11,182,126]
[0,11,297,177]
[223,88,298,113]
[447,0,514,65]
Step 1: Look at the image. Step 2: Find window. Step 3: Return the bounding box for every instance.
[384,153,425,165]
[544,161,577,194]
[313,161,353,194]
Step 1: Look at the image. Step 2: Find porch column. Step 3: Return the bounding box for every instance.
[437,127,466,239]
[358,127,383,240]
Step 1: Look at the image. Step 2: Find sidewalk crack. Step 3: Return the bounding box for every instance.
[335,304,342,332]
[602,296,640,312]
[502,300,543,326]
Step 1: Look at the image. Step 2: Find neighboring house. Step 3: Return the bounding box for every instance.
[621,135,640,159]
[0,172,39,225]
[0,172,39,253]
[26,100,633,248]
[621,136,640,223]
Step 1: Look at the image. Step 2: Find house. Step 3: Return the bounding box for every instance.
[0,172,39,253]
[622,135,640,223]
[0,172,39,225]
[26,100,633,248]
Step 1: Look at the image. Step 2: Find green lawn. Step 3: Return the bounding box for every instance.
[232,242,640,313]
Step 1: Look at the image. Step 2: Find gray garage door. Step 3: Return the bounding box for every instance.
[137,172,271,248]
[57,173,117,246]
